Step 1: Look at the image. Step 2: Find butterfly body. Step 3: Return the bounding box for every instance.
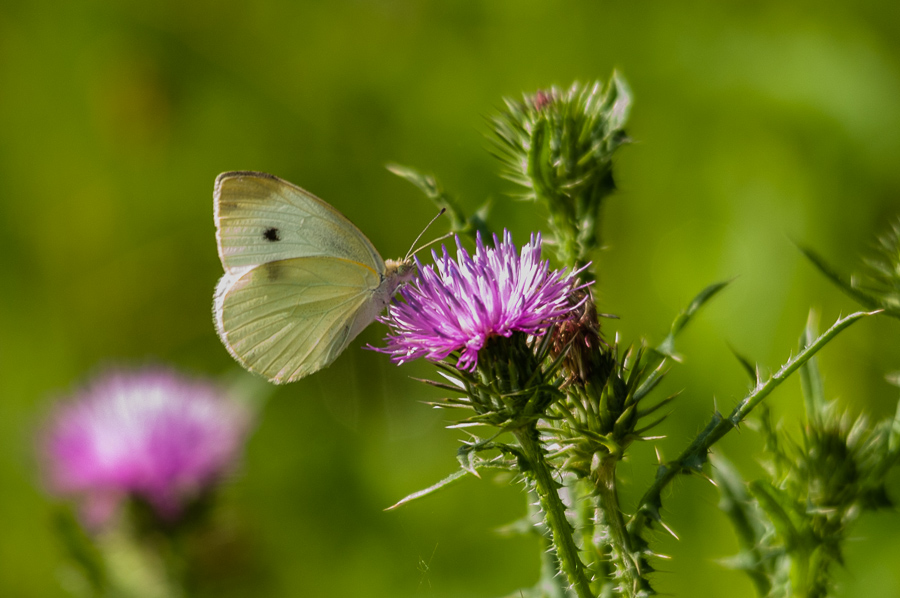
[213,171,415,384]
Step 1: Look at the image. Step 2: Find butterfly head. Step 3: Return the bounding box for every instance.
[385,258,417,285]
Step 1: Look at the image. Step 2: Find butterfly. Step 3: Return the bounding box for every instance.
[213,171,417,384]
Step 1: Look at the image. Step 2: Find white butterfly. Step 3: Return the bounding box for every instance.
[213,171,416,384]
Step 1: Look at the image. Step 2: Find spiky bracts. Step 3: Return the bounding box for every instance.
[490,75,631,271]
[541,338,674,597]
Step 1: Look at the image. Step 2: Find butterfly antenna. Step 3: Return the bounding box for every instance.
[405,208,448,260]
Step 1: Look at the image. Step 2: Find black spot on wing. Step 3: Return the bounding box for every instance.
[263,227,281,242]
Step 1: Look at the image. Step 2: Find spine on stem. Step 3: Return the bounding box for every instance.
[513,425,594,598]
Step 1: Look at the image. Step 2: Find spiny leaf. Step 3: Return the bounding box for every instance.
[711,455,764,545]
[666,279,732,343]
[386,469,471,511]
[385,459,513,511]
[710,455,772,597]
[798,310,826,422]
[642,279,732,385]
[749,481,804,551]
[727,343,757,383]
[796,244,882,311]
[386,162,491,239]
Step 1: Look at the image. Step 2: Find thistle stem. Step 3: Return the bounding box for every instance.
[594,459,650,598]
[526,488,569,598]
[513,425,594,598]
[629,310,875,537]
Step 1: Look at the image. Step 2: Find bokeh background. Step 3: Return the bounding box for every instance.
[2,1,900,597]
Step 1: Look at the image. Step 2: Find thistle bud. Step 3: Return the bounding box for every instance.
[490,74,632,269]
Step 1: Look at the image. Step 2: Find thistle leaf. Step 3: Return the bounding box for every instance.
[636,280,731,401]
[798,310,826,422]
[727,343,758,384]
[711,455,772,597]
[386,469,472,511]
[749,480,803,551]
[386,162,490,239]
[796,244,881,311]
[667,279,732,342]
[385,459,512,511]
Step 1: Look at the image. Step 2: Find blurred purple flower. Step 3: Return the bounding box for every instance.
[41,367,250,528]
[377,231,588,371]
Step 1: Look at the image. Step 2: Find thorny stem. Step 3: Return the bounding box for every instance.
[571,478,608,588]
[513,424,594,598]
[526,488,569,598]
[628,310,876,537]
[594,459,649,598]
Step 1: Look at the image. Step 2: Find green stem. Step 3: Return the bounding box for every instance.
[513,425,594,598]
[629,310,875,537]
[571,478,605,581]
[99,527,182,598]
[594,459,650,598]
[527,488,569,598]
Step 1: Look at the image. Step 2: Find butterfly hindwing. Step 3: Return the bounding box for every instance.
[214,255,382,384]
[214,171,385,275]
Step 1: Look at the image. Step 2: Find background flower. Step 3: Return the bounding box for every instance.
[41,367,250,528]
[378,231,587,371]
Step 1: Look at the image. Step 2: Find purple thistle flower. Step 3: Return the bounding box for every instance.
[41,367,250,528]
[377,231,588,371]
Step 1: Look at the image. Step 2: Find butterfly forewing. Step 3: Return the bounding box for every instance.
[214,172,385,275]
[215,256,382,384]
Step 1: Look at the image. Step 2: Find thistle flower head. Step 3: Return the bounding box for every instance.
[490,75,631,267]
[41,367,250,528]
[377,231,588,372]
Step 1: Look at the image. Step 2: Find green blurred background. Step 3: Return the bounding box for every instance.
[2,1,900,596]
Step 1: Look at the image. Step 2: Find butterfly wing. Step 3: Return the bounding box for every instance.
[214,171,385,275]
[214,256,383,384]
